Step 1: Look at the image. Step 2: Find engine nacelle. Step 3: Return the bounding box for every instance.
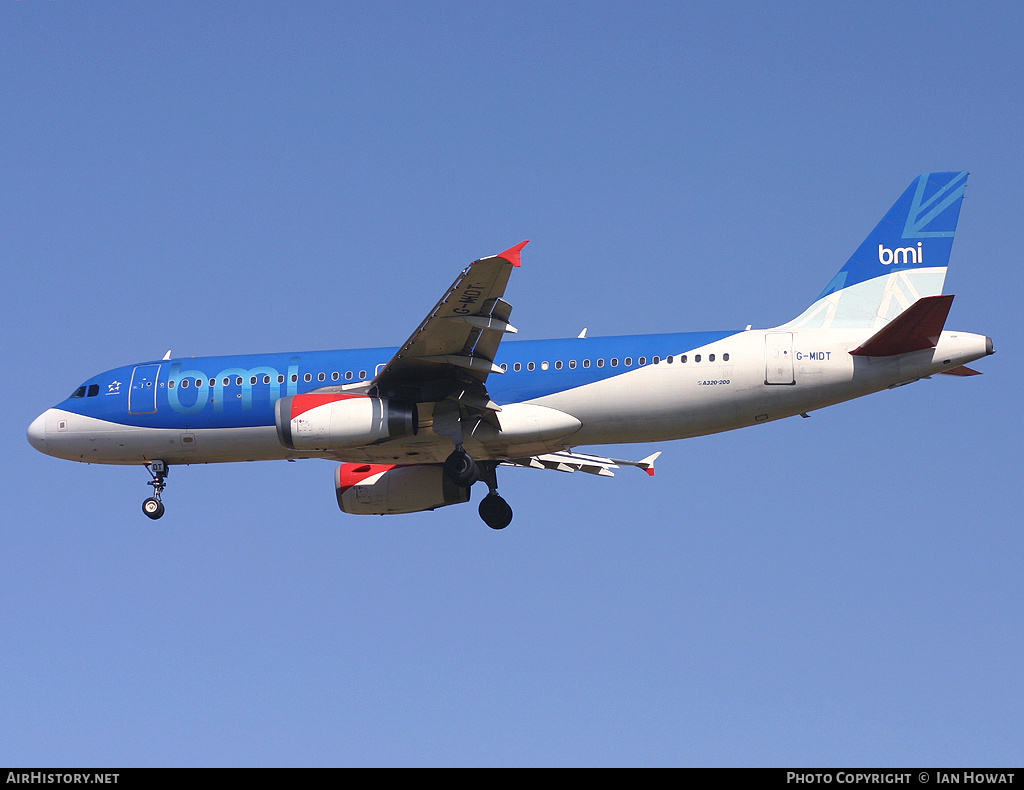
[276,393,417,451]
[335,463,470,515]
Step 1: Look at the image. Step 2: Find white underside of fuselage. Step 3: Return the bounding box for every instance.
[29,329,990,468]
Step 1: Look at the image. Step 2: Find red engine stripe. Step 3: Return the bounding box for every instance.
[290,393,363,420]
[336,462,396,491]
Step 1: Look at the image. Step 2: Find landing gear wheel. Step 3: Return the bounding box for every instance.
[142,461,169,521]
[479,493,513,530]
[142,497,165,520]
[444,446,480,487]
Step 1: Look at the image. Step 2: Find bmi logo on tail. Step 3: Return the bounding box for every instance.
[879,242,924,265]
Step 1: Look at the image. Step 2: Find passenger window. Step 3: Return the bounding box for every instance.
[624,357,632,367]
[610,358,618,367]
[345,371,353,380]
[359,370,367,379]
[723,353,730,361]
[541,361,549,371]
[555,361,563,370]
[667,356,673,364]
[263,375,271,384]
[168,381,175,389]
[695,354,701,362]
[332,372,340,381]
[500,363,508,372]
[181,379,189,389]
[653,356,660,364]
[639,357,646,365]
[278,375,285,383]
[223,378,230,386]
[209,379,216,387]
[709,354,715,362]
[597,359,605,367]
[569,360,577,369]
[681,355,687,363]
[291,374,298,383]
[514,363,522,372]
[251,376,258,385]
[527,362,535,371]
[318,372,326,382]
[304,373,312,382]
[195,379,202,388]
[583,359,591,368]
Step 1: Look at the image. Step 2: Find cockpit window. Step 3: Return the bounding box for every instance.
[87,384,99,397]
[70,386,87,398]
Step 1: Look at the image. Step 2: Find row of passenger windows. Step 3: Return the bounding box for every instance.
[500,353,729,372]
[158,353,733,390]
[74,352,737,399]
[168,370,370,388]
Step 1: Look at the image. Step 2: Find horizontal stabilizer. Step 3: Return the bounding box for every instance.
[851,295,954,357]
[938,365,982,376]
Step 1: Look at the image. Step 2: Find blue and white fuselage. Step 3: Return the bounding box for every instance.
[27,173,994,527]
[27,327,990,465]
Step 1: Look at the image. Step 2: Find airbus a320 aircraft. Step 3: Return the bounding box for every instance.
[28,173,992,529]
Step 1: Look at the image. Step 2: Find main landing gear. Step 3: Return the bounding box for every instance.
[142,460,168,520]
[444,445,513,530]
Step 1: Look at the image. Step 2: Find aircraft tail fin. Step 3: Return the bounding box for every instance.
[779,172,968,331]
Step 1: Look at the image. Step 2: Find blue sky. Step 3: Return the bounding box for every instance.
[3,1,1022,767]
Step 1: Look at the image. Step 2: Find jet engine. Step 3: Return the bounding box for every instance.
[335,463,470,515]
[276,393,417,451]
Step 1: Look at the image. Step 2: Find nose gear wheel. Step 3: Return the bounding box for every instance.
[142,460,168,520]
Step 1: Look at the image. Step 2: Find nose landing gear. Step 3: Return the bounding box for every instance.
[142,460,168,520]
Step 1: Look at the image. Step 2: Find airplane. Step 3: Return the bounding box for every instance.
[27,172,993,529]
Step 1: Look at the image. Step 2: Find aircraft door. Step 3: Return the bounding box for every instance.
[765,333,795,385]
[129,364,161,414]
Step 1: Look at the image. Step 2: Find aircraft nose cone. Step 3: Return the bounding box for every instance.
[27,412,47,453]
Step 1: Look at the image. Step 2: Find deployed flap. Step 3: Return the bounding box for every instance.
[851,294,954,357]
[368,242,528,407]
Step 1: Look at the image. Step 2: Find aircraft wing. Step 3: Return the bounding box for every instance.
[366,242,528,415]
[502,450,662,477]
